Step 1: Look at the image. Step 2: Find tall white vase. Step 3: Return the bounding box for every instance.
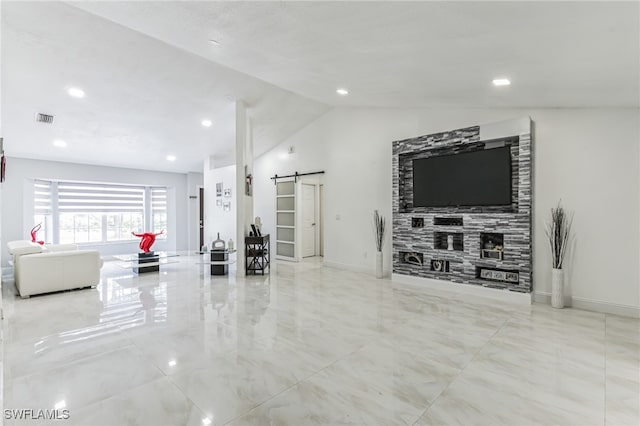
[375,252,383,279]
[551,268,564,308]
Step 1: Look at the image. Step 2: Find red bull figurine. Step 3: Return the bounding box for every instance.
[30,223,45,245]
[131,230,164,253]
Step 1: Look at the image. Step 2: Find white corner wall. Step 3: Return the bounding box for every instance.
[1,157,190,265]
[203,163,237,248]
[254,108,640,314]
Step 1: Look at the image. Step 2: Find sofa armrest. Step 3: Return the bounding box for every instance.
[7,240,42,256]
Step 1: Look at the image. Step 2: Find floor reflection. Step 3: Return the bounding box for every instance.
[1,255,637,426]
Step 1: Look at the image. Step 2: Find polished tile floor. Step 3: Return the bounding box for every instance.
[2,255,639,425]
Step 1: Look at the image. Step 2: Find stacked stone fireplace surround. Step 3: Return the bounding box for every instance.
[392,123,532,293]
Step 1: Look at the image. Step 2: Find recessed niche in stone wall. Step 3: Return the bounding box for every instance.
[433,217,463,226]
[480,233,504,260]
[476,266,519,284]
[430,259,450,273]
[399,251,424,266]
[411,217,424,228]
[434,232,464,251]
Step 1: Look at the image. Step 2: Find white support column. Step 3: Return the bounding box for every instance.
[235,102,254,276]
[203,155,215,250]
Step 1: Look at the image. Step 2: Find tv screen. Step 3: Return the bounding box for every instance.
[412,147,512,207]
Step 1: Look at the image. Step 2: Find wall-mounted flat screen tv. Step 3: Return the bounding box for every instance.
[412,146,512,207]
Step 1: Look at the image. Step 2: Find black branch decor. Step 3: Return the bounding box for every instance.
[373,210,386,252]
[545,201,573,269]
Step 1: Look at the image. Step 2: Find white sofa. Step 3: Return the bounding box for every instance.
[7,240,103,298]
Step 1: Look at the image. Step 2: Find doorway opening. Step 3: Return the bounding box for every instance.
[301,182,324,258]
[199,187,204,249]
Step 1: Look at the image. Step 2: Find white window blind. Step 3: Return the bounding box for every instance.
[57,182,145,213]
[151,187,167,216]
[151,187,168,235]
[34,179,52,215]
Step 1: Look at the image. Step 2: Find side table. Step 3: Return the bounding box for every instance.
[245,234,270,275]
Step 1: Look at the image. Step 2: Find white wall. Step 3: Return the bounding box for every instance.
[1,157,189,264]
[253,108,640,312]
[203,161,236,249]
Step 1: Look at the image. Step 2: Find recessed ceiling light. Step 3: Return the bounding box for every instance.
[202,418,212,426]
[492,78,511,87]
[54,400,66,410]
[53,139,67,148]
[68,87,85,98]
[336,88,349,96]
[168,360,177,367]
[167,155,176,161]
[208,39,221,46]
[201,120,213,127]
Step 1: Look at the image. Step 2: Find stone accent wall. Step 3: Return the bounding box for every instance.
[392,125,533,293]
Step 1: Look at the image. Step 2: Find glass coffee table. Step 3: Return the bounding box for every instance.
[113,252,180,274]
[195,250,237,275]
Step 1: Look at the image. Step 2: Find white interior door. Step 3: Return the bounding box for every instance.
[301,184,316,258]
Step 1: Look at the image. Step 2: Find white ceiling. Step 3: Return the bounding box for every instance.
[2,1,638,173]
[1,2,329,172]
[70,1,639,108]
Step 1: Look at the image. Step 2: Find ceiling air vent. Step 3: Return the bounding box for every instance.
[35,113,54,124]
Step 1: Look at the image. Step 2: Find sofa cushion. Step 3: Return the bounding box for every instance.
[44,244,79,252]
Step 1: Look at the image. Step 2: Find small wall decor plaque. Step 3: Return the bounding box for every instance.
[245,165,253,196]
[479,268,519,283]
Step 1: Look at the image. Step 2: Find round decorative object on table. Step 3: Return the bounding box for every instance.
[212,232,225,250]
[551,268,564,308]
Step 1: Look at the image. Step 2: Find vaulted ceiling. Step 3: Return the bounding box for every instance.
[2,1,638,173]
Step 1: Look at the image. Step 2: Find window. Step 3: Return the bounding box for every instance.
[33,180,168,245]
[106,213,144,242]
[151,187,167,239]
[33,180,53,243]
[59,213,103,244]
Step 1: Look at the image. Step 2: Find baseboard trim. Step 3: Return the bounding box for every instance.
[301,260,639,317]
[534,291,640,318]
[392,273,532,305]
